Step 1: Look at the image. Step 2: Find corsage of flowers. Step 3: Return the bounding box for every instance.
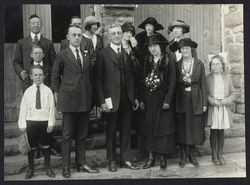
[145,70,161,92]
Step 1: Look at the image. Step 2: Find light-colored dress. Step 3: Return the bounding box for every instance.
[209,74,230,129]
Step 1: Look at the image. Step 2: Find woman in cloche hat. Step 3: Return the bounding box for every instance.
[135,17,167,66]
[83,16,103,53]
[168,20,197,61]
[139,34,176,171]
[175,38,207,168]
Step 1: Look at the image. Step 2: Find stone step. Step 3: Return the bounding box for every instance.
[4,137,245,176]
[4,152,246,179]
[4,123,245,156]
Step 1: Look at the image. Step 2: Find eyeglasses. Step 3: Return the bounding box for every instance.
[110,31,122,36]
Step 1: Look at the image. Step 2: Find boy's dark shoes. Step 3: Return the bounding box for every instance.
[25,168,34,179]
[62,166,71,178]
[45,167,55,178]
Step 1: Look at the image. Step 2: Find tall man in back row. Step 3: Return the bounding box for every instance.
[96,24,140,172]
[52,25,99,178]
[13,14,56,91]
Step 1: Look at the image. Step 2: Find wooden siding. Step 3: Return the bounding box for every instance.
[4,44,22,122]
[80,4,94,20]
[22,4,52,39]
[134,4,221,73]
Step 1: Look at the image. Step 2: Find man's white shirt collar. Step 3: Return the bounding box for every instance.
[30,32,41,41]
[33,61,43,66]
[69,45,81,53]
[110,42,122,54]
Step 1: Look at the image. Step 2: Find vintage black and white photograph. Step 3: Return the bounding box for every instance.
[3,3,245,180]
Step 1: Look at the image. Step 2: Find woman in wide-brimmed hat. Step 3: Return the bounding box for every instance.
[167,20,197,61]
[121,22,141,149]
[83,16,103,53]
[175,38,207,168]
[121,22,137,54]
[135,17,167,66]
[139,34,176,171]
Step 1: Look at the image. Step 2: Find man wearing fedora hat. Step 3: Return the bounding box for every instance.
[168,20,197,61]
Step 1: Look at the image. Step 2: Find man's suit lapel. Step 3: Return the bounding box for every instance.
[65,48,82,71]
[107,46,119,65]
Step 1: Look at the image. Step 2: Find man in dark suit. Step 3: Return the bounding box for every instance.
[51,25,99,178]
[60,16,94,55]
[13,14,56,91]
[96,24,139,172]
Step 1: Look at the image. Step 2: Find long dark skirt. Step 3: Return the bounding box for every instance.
[139,91,175,154]
[176,91,205,145]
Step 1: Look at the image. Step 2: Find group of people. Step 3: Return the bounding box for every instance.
[13,13,235,179]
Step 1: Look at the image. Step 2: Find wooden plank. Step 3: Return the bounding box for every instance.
[22,4,52,39]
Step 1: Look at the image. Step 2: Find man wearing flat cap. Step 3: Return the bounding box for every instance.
[168,20,197,61]
[13,14,56,91]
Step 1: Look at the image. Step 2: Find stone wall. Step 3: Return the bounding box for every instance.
[223,4,245,124]
[94,5,135,48]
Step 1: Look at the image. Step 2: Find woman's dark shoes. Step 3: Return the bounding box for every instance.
[120,161,140,170]
[25,168,34,179]
[77,164,99,173]
[179,160,186,168]
[62,166,71,178]
[108,161,117,172]
[45,167,55,178]
[142,158,155,169]
[218,156,225,165]
[212,156,220,165]
[190,157,200,167]
[160,159,167,171]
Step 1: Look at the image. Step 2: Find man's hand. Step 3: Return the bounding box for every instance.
[133,99,139,110]
[130,37,138,48]
[101,103,110,113]
[47,126,54,133]
[139,102,145,111]
[162,103,170,110]
[203,106,207,112]
[20,70,28,80]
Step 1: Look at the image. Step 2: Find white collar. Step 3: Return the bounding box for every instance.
[69,45,81,53]
[32,82,44,88]
[110,42,122,53]
[30,32,41,40]
[33,61,43,66]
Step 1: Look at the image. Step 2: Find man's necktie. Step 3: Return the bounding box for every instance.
[75,48,82,70]
[36,85,41,109]
[34,34,39,44]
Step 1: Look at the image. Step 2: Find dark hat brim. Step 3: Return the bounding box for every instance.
[138,17,164,31]
[178,39,198,49]
[168,22,190,34]
[144,40,169,46]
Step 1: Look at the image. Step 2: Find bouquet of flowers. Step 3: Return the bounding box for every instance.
[145,70,161,92]
[181,72,192,86]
